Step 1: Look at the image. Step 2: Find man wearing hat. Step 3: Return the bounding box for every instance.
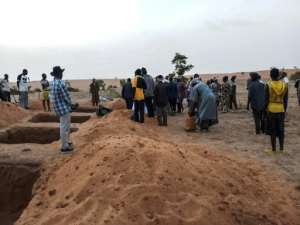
[50,66,73,153]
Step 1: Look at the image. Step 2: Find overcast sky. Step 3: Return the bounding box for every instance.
[0,0,299,81]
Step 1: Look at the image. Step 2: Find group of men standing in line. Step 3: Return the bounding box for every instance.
[0,69,52,112]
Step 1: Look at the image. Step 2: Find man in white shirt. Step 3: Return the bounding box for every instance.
[17,69,30,109]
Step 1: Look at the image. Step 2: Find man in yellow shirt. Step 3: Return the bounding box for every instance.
[132,69,147,123]
[265,68,288,152]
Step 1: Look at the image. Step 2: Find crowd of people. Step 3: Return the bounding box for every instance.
[0,66,299,154]
[121,67,298,153]
[121,68,241,130]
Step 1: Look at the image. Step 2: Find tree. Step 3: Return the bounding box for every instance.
[171,52,194,76]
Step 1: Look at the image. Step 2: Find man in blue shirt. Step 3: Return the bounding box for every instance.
[50,66,73,153]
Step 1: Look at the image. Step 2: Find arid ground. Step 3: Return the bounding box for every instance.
[0,70,299,225]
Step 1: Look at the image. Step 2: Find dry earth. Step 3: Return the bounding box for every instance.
[0,72,300,225]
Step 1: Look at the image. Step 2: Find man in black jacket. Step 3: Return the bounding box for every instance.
[154,75,169,126]
[122,78,134,109]
[248,72,266,134]
[167,77,178,114]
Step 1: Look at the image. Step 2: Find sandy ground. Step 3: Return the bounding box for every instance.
[1,73,300,225]
[15,110,300,225]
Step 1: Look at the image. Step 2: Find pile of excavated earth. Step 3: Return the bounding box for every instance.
[0,102,29,128]
[0,101,299,225]
[14,108,300,225]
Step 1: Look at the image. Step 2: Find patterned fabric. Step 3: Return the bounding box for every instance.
[50,79,72,116]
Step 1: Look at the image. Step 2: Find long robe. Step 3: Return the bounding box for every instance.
[189,82,217,122]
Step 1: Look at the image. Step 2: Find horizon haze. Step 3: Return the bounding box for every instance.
[0,0,299,81]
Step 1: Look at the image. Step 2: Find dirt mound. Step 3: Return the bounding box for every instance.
[29,100,44,111]
[16,111,300,225]
[0,102,29,128]
[104,98,126,110]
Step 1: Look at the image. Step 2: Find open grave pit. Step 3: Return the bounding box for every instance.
[0,162,40,225]
[0,126,78,144]
[29,113,91,124]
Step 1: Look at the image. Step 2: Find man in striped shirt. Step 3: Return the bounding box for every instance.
[50,66,73,153]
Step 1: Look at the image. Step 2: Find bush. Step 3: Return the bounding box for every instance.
[105,88,121,98]
[290,71,300,81]
[96,80,106,90]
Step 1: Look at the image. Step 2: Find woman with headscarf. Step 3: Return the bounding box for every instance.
[188,81,217,131]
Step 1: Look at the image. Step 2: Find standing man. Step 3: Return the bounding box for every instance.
[265,68,288,152]
[229,76,238,110]
[0,74,11,102]
[40,73,51,111]
[50,66,73,153]
[142,67,155,117]
[209,78,220,107]
[89,79,100,106]
[177,77,186,113]
[248,72,266,134]
[154,75,169,126]
[121,78,134,109]
[167,77,178,114]
[132,69,147,123]
[221,76,231,113]
[17,69,30,109]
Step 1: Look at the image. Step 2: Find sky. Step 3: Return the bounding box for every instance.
[0,0,299,81]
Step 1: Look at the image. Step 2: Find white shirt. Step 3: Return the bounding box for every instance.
[283,77,289,84]
[0,79,10,92]
[19,75,30,92]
